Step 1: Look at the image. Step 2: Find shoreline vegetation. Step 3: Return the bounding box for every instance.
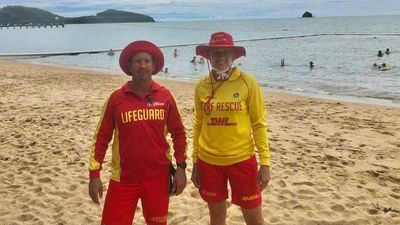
[0,5,155,26]
[0,59,399,224]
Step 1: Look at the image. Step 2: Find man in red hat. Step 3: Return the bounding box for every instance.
[191,32,271,225]
[88,40,187,225]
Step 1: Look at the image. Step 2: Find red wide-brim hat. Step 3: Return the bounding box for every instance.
[119,40,164,76]
[196,32,246,60]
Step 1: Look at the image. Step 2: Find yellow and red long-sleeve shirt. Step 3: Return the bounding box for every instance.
[193,67,270,166]
[89,81,187,183]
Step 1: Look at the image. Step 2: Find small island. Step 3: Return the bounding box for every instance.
[0,5,155,27]
[302,11,313,18]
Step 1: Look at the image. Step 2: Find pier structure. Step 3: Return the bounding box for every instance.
[0,23,65,29]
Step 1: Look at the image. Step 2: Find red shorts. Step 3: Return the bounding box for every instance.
[198,156,261,209]
[101,169,170,225]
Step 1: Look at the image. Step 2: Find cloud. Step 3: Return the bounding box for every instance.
[1,0,400,20]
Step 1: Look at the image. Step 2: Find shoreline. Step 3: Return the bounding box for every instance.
[264,87,400,108]
[6,58,400,109]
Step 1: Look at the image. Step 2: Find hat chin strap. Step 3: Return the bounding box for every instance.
[211,60,233,80]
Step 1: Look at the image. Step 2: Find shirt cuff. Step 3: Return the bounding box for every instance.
[259,157,270,166]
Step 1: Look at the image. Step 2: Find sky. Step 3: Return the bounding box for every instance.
[1,0,400,21]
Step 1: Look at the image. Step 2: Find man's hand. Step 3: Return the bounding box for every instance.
[89,177,103,204]
[257,165,271,190]
[190,163,200,188]
[172,168,187,195]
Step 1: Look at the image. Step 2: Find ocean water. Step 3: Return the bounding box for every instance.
[1,15,399,106]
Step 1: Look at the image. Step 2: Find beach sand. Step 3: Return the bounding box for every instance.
[0,59,399,225]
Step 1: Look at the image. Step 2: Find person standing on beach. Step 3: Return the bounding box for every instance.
[88,40,187,225]
[191,32,271,225]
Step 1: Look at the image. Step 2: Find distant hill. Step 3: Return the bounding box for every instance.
[0,5,155,25]
[0,5,63,24]
[65,9,155,24]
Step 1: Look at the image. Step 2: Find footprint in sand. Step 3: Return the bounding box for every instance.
[54,205,64,213]
[368,208,379,215]
[268,216,281,223]
[297,189,316,195]
[280,189,296,198]
[278,179,287,188]
[52,167,62,172]
[18,166,31,172]
[189,189,200,198]
[8,184,21,189]
[17,213,34,222]
[53,212,64,219]
[292,203,312,210]
[330,203,345,212]
[84,216,96,223]
[364,170,381,178]
[320,165,328,170]
[293,181,315,186]
[31,186,42,193]
[67,184,78,191]
[327,161,343,168]
[37,177,52,183]
[169,215,189,225]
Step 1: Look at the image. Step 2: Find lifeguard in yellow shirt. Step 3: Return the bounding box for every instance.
[191,32,271,225]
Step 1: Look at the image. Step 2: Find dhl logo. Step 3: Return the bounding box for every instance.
[207,117,237,126]
[149,215,168,223]
[202,190,217,196]
[240,193,260,201]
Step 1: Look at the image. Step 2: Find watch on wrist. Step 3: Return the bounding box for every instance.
[176,161,187,169]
